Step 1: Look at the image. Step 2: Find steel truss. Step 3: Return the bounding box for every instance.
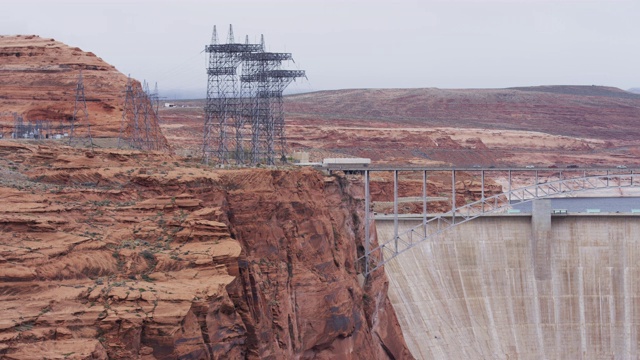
[203,25,306,165]
[356,168,640,276]
[69,70,94,148]
[118,77,165,151]
[11,112,54,140]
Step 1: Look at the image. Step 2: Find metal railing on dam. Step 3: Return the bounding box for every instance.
[324,166,640,276]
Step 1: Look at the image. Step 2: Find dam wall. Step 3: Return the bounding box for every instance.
[379,213,640,359]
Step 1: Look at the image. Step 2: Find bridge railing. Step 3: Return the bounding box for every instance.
[362,172,640,275]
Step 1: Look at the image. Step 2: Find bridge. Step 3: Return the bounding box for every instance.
[325,166,640,276]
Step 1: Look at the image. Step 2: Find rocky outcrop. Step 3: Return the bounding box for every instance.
[0,35,168,150]
[0,141,411,359]
[219,169,411,359]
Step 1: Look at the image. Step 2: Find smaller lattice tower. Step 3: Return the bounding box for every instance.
[118,76,137,149]
[152,82,160,114]
[69,70,94,148]
[118,76,166,151]
[13,113,25,139]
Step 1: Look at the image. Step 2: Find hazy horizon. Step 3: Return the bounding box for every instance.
[3,0,639,99]
[161,84,640,101]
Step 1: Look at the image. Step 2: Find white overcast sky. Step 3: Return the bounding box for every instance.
[2,0,639,98]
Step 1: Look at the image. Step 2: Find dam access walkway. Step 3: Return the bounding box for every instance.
[323,166,640,275]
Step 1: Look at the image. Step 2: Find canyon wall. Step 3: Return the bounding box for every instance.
[0,141,411,359]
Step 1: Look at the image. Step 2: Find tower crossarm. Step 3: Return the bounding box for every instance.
[266,70,306,79]
[243,70,305,84]
[240,52,293,62]
[240,73,270,83]
[207,67,237,76]
[205,43,263,53]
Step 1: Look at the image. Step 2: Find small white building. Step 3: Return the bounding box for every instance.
[322,158,371,166]
[292,151,310,163]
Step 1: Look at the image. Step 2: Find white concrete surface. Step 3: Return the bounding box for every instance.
[380,215,640,359]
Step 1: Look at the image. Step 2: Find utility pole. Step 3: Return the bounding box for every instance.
[118,76,134,149]
[118,76,164,151]
[70,70,94,149]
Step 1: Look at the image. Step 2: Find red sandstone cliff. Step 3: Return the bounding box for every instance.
[0,35,168,150]
[0,141,412,359]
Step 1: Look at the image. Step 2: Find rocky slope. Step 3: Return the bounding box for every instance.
[0,35,167,149]
[0,141,411,359]
[285,87,640,141]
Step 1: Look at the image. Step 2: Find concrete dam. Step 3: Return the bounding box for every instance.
[378,202,640,359]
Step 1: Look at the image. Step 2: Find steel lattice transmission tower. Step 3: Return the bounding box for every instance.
[118,76,165,151]
[267,69,305,163]
[69,70,94,148]
[202,25,305,165]
[203,25,262,165]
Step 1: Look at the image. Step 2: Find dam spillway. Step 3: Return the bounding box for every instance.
[378,211,640,359]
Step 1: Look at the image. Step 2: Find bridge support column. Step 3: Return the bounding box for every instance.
[531,199,552,280]
[422,170,427,236]
[364,170,370,276]
[394,170,398,253]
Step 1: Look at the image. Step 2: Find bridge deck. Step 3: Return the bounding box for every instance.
[358,167,640,275]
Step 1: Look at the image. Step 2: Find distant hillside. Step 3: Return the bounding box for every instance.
[629,88,640,94]
[285,86,640,141]
[509,85,640,99]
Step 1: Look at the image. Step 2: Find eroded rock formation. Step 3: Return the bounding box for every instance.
[0,141,411,359]
[0,35,168,150]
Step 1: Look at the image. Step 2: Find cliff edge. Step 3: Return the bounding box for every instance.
[0,141,411,359]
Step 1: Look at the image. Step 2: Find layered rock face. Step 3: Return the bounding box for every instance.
[0,141,411,359]
[0,35,167,149]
